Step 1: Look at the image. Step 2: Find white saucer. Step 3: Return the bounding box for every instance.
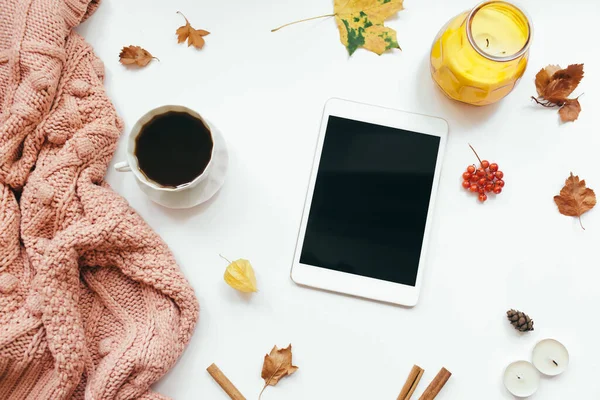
[136,123,228,209]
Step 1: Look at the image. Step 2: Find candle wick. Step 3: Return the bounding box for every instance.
[486,38,489,48]
[552,359,558,367]
[517,375,521,380]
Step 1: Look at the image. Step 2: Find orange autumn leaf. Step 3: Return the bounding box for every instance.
[532,64,584,123]
[558,98,581,122]
[119,45,157,67]
[554,172,596,230]
[176,11,210,49]
[536,64,583,103]
[534,64,560,97]
[259,344,298,399]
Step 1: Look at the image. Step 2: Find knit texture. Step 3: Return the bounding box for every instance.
[0,0,199,398]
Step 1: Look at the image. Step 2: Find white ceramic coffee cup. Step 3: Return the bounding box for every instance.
[114,105,215,192]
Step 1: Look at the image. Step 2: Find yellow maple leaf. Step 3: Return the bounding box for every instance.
[334,0,404,55]
[272,0,404,56]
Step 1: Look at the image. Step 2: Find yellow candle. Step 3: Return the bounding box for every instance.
[430,1,532,106]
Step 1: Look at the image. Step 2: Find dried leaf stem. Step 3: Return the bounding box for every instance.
[468,144,482,165]
[531,97,558,107]
[271,14,335,32]
[258,360,284,400]
[532,94,584,107]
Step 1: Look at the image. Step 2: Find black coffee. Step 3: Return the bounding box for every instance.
[135,111,213,188]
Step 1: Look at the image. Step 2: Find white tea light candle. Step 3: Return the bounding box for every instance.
[532,339,569,376]
[503,361,539,397]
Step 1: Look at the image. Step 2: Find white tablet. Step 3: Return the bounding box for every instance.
[291,99,447,306]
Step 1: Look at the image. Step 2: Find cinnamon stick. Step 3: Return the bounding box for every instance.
[207,363,247,400]
[418,367,452,400]
[397,365,424,400]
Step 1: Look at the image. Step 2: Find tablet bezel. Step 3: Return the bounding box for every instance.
[290,98,448,306]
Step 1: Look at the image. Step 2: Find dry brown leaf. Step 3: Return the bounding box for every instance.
[554,172,596,230]
[119,45,157,67]
[558,98,581,122]
[544,64,584,103]
[535,64,559,97]
[544,65,562,79]
[532,64,584,122]
[259,344,298,399]
[176,11,210,49]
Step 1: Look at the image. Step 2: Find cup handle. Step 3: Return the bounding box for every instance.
[114,161,132,172]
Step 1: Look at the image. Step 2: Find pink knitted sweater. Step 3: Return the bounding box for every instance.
[0,0,199,398]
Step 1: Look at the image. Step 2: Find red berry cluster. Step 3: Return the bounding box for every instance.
[461,145,504,202]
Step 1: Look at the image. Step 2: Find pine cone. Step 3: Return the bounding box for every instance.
[506,309,534,332]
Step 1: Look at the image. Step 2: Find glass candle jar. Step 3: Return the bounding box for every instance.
[430,1,532,106]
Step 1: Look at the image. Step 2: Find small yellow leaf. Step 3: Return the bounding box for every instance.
[223,258,257,293]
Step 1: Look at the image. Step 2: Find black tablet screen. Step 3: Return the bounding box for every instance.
[299,116,441,286]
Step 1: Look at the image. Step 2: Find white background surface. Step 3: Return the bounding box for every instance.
[77,0,599,398]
